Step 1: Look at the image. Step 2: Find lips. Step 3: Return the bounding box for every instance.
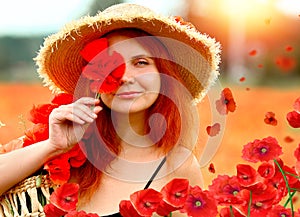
[115,91,143,99]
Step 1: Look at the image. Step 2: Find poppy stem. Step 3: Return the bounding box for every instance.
[274,159,294,217]
[91,92,101,110]
[284,171,300,179]
[229,205,234,217]
[95,92,101,100]
[284,191,297,207]
[247,191,252,217]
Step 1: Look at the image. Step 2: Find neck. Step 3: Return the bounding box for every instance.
[111,110,163,160]
[112,110,148,146]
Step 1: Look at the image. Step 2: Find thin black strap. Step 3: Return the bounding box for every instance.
[143,156,167,189]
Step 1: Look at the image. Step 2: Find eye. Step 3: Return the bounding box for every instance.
[134,58,150,67]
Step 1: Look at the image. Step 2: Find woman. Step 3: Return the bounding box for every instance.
[0,3,221,216]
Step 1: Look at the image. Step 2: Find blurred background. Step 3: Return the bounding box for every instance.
[0,0,299,188]
[1,0,299,84]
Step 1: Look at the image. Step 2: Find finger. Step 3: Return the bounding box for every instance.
[93,106,103,114]
[50,106,92,125]
[75,98,102,117]
[74,104,102,119]
[76,97,100,106]
[72,107,96,123]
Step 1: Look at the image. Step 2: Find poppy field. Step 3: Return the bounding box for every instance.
[1,82,300,215]
[0,82,299,181]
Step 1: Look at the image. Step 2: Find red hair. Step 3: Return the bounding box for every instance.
[74,28,196,204]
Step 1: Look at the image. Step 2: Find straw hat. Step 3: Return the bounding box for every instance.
[35,3,221,103]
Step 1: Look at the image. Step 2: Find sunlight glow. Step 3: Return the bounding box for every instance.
[276,0,300,16]
[222,0,257,16]
[220,0,272,17]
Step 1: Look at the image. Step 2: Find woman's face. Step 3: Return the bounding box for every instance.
[100,35,161,113]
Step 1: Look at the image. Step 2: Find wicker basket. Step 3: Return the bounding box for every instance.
[0,175,56,217]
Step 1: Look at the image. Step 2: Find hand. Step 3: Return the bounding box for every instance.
[48,97,102,154]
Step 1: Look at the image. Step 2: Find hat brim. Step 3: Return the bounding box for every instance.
[35,3,221,103]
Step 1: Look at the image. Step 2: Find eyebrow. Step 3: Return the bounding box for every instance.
[130,54,153,60]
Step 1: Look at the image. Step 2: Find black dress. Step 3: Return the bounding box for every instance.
[101,156,167,217]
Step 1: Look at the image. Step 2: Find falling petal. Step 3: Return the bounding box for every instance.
[287,110,300,128]
[248,50,257,56]
[285,45,293,52]
[264,112,278,126]
[215,88,236,115]
[293,97,300,112]
[208,163,216,174]
[206,123,221,136]
[239,77,246,82]
[275,56,296,72]
[284,136,294,143]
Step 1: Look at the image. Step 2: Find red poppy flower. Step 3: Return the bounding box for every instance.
[65,210,100,217]
[208,163,216,174]
[236,164,260,187]
[216,88,236,115]
[219,206,245,217]
[281,164,299,187]
[181,186,218,217]
[29,104,58,124]
[258,64,264,68]
[257,161,275,179]
[160,178,189,207]
[23,123,49,147]
[266,205,292,217]
[50,183,79,212]
[237,186,277,216]
[119,200,143,217]
[293,97,300,112]
[80,38,125,94]
[287,110,300,128]
[248,49,257,56]
[156,201,178,216]
[43,203,67,217]
[206,123,221,136]
[275,55,296,72]
[294,143,300,161]
[208,175,243,206]
[67,144,87,168]
[264,111,278,126]
[295,160,300,175]
[44,154,71,185]
[51,93,74,105]
[156,178,189,215]
[130,188,163,216]
[241,136,283,163]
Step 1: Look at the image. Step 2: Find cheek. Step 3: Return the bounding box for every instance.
[100,94,113,109]
[138,72,161,93]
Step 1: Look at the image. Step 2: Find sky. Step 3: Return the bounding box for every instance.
[0,0,299,36]
[0,0,185,37]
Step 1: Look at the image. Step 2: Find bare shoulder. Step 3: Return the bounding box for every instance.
[166,145,203,187]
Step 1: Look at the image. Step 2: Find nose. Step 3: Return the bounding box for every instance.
[120,66,136,84]
[120,75,136,84]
